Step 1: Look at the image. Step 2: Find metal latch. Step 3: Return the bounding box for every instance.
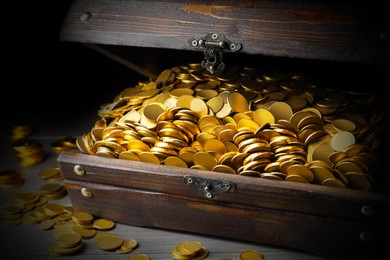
[188,33,242,74]
[184,175,236,199]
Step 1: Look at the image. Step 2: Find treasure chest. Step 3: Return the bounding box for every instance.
[57,0,390,259]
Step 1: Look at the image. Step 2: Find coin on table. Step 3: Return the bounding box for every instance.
[239,250,264,260]
[93,218,116,230]
[97,234,123,251]
[128,253,151,260]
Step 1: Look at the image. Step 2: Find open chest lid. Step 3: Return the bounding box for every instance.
[59,0,389,66]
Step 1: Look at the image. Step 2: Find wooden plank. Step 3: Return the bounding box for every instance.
[58,150,390,224]
[59,0,389,64]
[64,179,386,259]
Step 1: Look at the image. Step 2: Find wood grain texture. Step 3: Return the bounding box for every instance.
[58,150,390,259]
[59,0,389,64]
[58,150,390,223]
[64,179,385,259]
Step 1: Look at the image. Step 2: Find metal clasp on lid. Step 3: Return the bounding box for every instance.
[184,175,236,199]
[189,33,242,74]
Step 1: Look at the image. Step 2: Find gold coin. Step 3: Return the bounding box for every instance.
[38,219,55,230]
[72,211,94,224]
[268,101,293,122]
[331,131,355,151]
[94,231,116,242]
[139,152,161,164]
[198,115,221,130]
[335,159,365,174]
[72,225,97,239]
[53,224,76,240]
[206,96,224,113]
[119,151,140,161]
[44,203,65,217]
[128,253,151,260]
[328,151,348,165]
[286,164,314,182]
[332,118,356,132]
[345,172,371,191]
[285,174,310,183]
[309,165,335,184]
[181,241,202,254]
[40,183,63,194]
[191,97,209,117]
[228,92,249,113]
[142,102,167,121]
[163,156,188,168]
[97,234,123,251]
[170,88,194,98]
[212,164,236,174]
[121,239,138,250]
[260,172,284,180]
[93,218,116,230]
[253,108,275,126]
[237,119,260,133]
[196,89,218,100]
[322,178,347,188]
[39,167,61,180]
[239,250,264,260]
[56,233,82,248]
[193,152,217,170]
[203,138,226,155]
[50,240,84,255]
[176,95,194,109]
[155,69,172,84]
[215,102,233,118]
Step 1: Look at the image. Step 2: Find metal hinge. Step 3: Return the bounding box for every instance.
[188,33,242,74]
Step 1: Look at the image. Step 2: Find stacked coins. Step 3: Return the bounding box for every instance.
[38,167,64,181]
[75,63,384,191]
[12,138,45,166]
[49,232,84,256]
[40,182,67,200]
[172,241,209,259]
[2,191,48,225]
[51,136,78,154]
[10,124,34,141]
[0,169,24,188]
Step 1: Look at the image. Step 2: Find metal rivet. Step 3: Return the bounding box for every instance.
[80,11,92,22]
[191,40,198,47]
[187,177,193,184]
[230,43,236,50]
[361,205,374,216]
[73,165,85,176]
[212,33,218,39]
[206,192,213,198]
[81,187,92,198]
[360,232,373,242]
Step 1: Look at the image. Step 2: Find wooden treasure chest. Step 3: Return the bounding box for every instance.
[57,0,390,259]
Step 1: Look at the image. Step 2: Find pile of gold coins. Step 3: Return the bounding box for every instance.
[9,124,46,166]
[171,241,209,259]
[75,62,385,191]
[0,169,24,189]
[50,136,78,154]
[11,138,45,166]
